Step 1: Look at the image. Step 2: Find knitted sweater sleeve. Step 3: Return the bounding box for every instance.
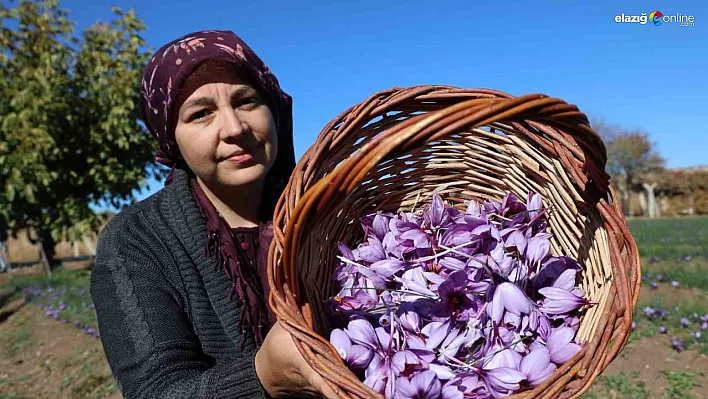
[89,214,268,399]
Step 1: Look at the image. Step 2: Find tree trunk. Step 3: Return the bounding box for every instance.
[37,229,57,276]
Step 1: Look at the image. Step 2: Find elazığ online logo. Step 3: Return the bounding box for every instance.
[615,10,695,27]
[649,11,663,25]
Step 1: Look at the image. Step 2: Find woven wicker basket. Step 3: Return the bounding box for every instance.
[267,86,641,399]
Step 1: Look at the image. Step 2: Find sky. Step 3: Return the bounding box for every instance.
[54,0,707,206]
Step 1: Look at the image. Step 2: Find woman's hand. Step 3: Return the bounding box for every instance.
[255,321,339,399]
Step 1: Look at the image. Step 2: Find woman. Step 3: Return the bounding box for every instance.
[90,30,336,399]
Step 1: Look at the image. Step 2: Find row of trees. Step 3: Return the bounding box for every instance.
[0,0,160,270]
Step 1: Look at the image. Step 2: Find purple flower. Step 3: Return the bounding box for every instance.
[330,329,373,369]
[519,347,557,386]
[539,287,589,315]
[424,192,451,230]
[680,318,691,327]
[631,321,636,331]
[547,327,582,365]
[701,322,708,331]
[370,259,408,278]
[671,338,685,352]
[691,331,702,339]
[441,374,487,399]
[488,282,535,324]
[479,367,525,398]
[525,234,552,267]
[671,281,680,288]
[650,282,658,290]
[433,271,479,320]
[659,326,667,334]
[395,370,442,399]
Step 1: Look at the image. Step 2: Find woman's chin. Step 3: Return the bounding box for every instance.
[217,164,268,188]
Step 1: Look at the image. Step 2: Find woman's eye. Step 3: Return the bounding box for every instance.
[189,109,211,122]
[237,96,260,108]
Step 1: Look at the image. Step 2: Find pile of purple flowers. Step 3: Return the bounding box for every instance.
[328,192,595,398]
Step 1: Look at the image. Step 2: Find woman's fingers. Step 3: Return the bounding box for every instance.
[306,370,339,399]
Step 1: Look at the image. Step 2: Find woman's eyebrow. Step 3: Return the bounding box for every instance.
[182,96,215,112]
[231,86,256,100]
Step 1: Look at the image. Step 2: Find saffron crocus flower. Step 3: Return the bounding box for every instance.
[488,282,535,324]
[650,282,658,290]
[547,327,582,365]
[643,306,655,318]
[358,237,387,263]
[659,326,667,334]
[671,338,685,352]
[680,318,691,327]
[395,370,442,399]
[539,287,589,315]
[433,271,479,320]
[701,322,708,331]
[525,233,552,266]
[519,347,557,386]
[423,192,452,230]
[533,257,583,290]
[671,281,680,288]
[330,329,374,369]
[479,367,526,399]
[441,374,489,399]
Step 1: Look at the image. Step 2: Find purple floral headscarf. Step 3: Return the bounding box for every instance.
[138,30,295,345]
[140,29,294,177]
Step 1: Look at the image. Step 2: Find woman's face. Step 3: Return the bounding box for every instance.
[174,72,278,191]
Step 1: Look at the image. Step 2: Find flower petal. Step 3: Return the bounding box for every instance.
[550,342,581,364]
[539,287,586,314]
[370,259,408,278]
[519,347,551,382]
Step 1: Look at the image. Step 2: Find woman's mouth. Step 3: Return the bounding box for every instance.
[225,151,255,164]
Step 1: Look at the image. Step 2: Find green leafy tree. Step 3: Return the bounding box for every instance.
[0,0,160,269]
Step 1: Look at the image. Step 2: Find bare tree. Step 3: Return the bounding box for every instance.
[590,118,665,215]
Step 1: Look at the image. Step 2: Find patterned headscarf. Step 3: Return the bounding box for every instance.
[139,30,295,344]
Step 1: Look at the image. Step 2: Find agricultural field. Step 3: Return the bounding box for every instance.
[582,216,708,398]
[0,217,706,399]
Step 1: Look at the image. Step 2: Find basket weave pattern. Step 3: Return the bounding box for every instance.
[267,86,641,399]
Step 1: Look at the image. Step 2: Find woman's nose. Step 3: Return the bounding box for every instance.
[220,108,247,140]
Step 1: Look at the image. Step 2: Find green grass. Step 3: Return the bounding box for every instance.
[0,314,33,359]
[628,216,708,260]
[581,371,650,399]
[628,216,708,290]
[660,369,703,399]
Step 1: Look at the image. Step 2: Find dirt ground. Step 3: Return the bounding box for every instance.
[0,295,122,399]
[602,336,708,397]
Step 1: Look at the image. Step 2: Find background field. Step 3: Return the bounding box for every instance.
[0,217,706,399]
